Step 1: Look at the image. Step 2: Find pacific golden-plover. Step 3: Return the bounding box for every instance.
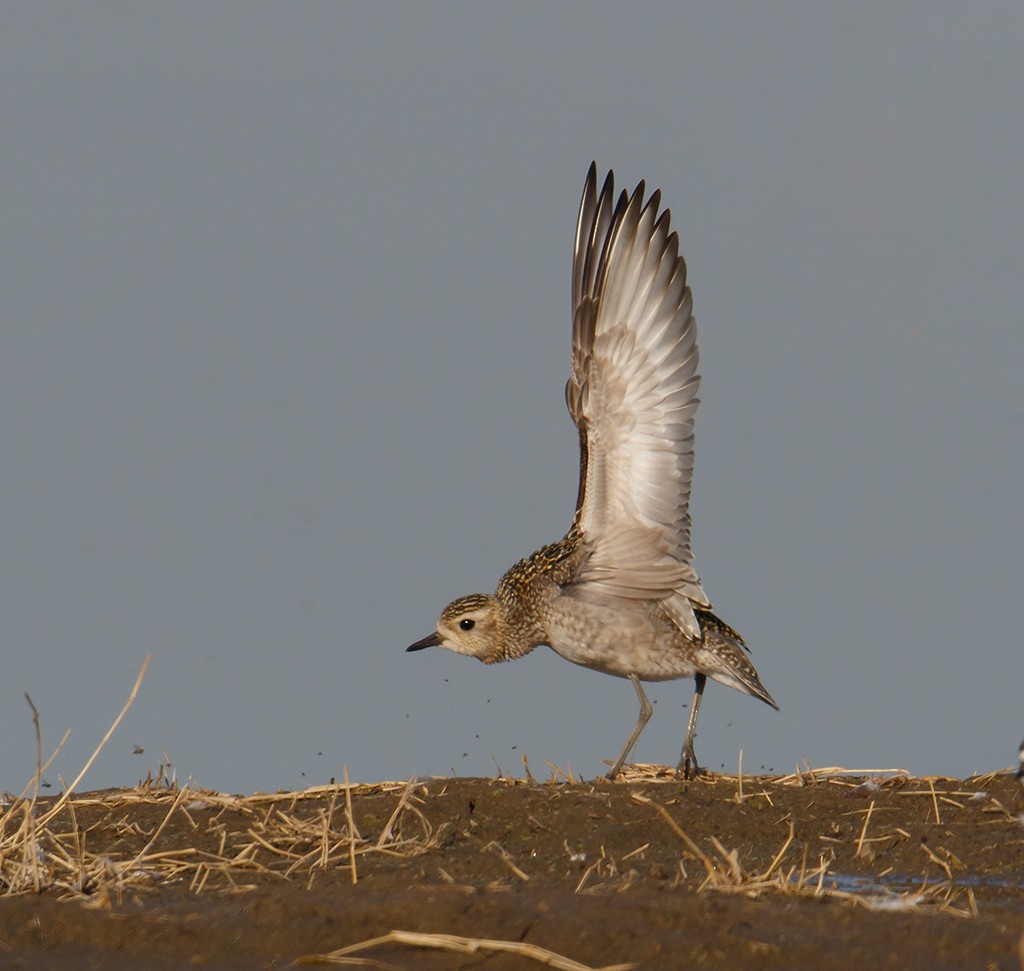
[408,164,777,779]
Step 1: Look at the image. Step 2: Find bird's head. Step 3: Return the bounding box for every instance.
[406,593,507,663]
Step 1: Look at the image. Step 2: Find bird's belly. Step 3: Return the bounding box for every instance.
[543,597,697,682]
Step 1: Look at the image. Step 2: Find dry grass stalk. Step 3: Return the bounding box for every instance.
[37,656,151,829]
[374,779,415,847]
[544,761,578,785]
[630,794,714,872]
[521,753,538,784]
[482,840,530,881]
[292,929,636,970]
[621,842,649,861]
[920,842,954,881]
[128,781,193,870]
[343,765,357,885]
[928,778,942,825]
[23,694,42,802]
[855,800,875,857]
[573,844,636,895]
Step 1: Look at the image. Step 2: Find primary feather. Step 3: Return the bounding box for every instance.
[566,163,708,638]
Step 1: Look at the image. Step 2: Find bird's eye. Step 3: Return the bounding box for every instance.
[459,619,475,631]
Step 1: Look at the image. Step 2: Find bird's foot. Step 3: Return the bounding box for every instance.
[676,749,704,780]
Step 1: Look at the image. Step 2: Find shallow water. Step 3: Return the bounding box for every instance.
[827,871,1024,894]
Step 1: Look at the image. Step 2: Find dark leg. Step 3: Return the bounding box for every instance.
[607,675,652,780]
[677,673,707,779]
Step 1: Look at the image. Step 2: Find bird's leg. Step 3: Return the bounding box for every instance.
[677,673,707,779]
[607,675,652,780]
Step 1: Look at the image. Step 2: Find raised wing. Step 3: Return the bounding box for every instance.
[565,164,709,638]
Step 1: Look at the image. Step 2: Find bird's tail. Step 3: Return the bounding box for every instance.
[697,610,778,710]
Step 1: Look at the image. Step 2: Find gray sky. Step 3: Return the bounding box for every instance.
[3,4,1022,795]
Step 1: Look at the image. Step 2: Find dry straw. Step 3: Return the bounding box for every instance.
[293,929,636,970]
[0,659,442,902]
[630,787,979,917]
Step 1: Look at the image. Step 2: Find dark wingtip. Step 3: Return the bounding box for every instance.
[406,632,442,652]
[760,687,781,711]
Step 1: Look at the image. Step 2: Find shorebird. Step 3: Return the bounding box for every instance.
[408,164,777,779]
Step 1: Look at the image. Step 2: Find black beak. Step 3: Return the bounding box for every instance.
[406,632,442,652]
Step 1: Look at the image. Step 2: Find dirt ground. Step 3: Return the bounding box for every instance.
[1,766,1022,970]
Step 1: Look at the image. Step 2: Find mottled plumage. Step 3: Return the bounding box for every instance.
[408,164,777,778]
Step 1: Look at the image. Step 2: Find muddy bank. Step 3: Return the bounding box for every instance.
[1,767,1022,969]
